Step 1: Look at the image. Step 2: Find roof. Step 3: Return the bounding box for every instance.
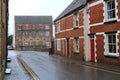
[54,0,87,22]
[15,16,52,24]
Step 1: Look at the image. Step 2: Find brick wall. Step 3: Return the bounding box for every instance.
[96,34,120,65]
[15,23,52,50]
[89,3,104,24]
[55,10,85,60]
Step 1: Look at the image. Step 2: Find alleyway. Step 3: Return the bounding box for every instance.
[7,50,120,80]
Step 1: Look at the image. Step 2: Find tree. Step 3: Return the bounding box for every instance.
[7,35,13,45]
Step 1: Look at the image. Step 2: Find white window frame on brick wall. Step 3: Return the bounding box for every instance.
[74,38,79,53]
[73,11,79,28]
[46,42,50,47]
[57,40,61,51]
[105,0,117,21]
[45,31,50,37]
[18,26,22,30]
[105,33,119,57]
[45,25,50,29]
[57,22,60,32]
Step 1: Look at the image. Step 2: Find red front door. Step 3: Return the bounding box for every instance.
[90,39,95,62]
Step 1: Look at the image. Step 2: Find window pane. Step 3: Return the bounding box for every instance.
[113,45,116,53]
[39,32,43,37]
[46,42,50,47]
[39,41,43,45]
[111,0,115,9]
[45,31,50,36]
[39,26,43,30]
[111,10,115,18]
[18,31,22,37]
[109,45,113,53]
[74,38,79,51]
[113,35,116,43]
[107,33,117,53]
[107,11,111,19]
[108,35,112,43]
[107,2,111,10]
[107,0,116,19]
[45,26,49,29]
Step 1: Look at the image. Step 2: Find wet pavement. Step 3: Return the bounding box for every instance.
[4,50,33,80]
[15,50,120,80]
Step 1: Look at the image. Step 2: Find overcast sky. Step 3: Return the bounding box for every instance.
[8,0,73,35]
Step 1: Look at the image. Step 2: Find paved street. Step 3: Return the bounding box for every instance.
[15,50,120,80]
[4,50,33,80]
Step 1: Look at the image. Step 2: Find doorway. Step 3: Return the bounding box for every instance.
[66,38,69,57]
[90,36,95,62]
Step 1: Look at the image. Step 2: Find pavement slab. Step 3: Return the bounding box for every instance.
[4,50,33,80]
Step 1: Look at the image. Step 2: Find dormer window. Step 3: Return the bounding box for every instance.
[105,0,116,21]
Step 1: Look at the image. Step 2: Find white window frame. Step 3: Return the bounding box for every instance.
[45,25,50,29]
[57,22,60,32]
[26,26,29,30]
[39,32,43,37]
[18,26,22,30]
[105,33,119,57]
[39,26,43,30]
[57,40,61,51]
[45,31,50,37]
[18,31,22,37]
[74,38,79,53]
[105,0,117,21]
[46,42,50,47]
[73,12,79,28]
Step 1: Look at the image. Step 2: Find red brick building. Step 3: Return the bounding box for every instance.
[54,0,120,65]
[54,0,88,60]
[14,16,52,50]
[88,0,120,65]
[0,0,9,79]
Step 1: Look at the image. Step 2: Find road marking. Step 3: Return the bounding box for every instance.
[17,56,40,80]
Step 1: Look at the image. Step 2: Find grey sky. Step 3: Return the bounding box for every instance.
[8,0,73,35]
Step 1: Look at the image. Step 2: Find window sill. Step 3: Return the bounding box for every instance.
[73,27,79,30]
[104,19,117,24]
[74,51,79,55]
[104,54,119,59]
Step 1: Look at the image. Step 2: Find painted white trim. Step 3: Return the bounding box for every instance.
[94,35,97,62]
[79,36,84,39]
[55,38,66,40]
[116,0,119,20]
[55,26,84,34]
[89,20,120,28]
[70,37,74,39]
[118,19,120,22]
[104,33,107,55]
[96,32,104,35]
[89,0,102,8]
[104,32,119,57]
[90,22,104,27]
[73,38,80,53]
[103,0,118,22]
[57,40,61,51]
[62,40,65,56]
[84,5,90,61]
[65,39,67,57]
